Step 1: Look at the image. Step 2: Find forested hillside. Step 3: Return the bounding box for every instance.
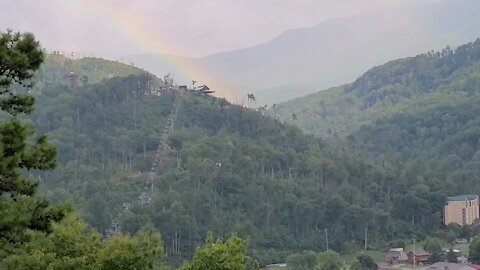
[347,95,480,202]
[30,54,148,95]
[0,31,249,269]
[26,66,446,265]
[276,39,480,138]
[6,3,480,268]
[27,39,480,265]
[273,39,480,251]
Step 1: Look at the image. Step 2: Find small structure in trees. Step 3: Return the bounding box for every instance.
[191,84,214,95]
[67,71,79,89]
[139,192,151,206]
[407,250,430,265]
[122,202,132,210]
[178,85,188,94]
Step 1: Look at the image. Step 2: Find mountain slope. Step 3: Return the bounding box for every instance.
[276,39,480,138]
[32,54,149,94]
[351,96,480,170]
[275,38,480,239]
[343,88,480,221]
[27,68,447,264]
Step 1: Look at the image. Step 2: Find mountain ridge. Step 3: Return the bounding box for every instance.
[276,38,480,137]
[126,0,480,104]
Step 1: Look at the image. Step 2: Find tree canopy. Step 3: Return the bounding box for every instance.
[0,29,63,255]
[3,214,164,270]
[180,233,248,270]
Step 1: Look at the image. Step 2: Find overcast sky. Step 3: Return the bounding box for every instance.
[1,0,437,58]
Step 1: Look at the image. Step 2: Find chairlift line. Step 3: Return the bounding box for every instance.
[104,86,187,239]
[104,82,213,239]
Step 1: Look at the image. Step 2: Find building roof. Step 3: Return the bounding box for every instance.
[447,195,479,201]
[428,262,476,270]
[408,250,430,256]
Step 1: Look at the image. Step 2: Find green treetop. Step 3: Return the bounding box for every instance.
[0,29,63,254]
[181,233,248,270]
[4,215,164,270]
[316,251,345,270]
[469,237,480,264]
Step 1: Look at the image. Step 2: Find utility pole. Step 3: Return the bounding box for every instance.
[413,238,416,269]
[325,228,329,252]
[150,173,154,193]
[364,227,368,251]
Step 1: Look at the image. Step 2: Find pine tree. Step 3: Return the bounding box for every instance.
[0,29,64,254]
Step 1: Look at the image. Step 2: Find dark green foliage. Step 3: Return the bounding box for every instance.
[277,39,480,138]
[4,215,164,270]
[353,254,377,270]
[180,233,248,270]
[28,71,407,263]
[277,38,480,239]
[388,240,406,249]
[316,251,344,270]
[31,73,174,232]
[0,30,63,254]
[0,30,43,89]
[424,237,443,264]
[446,248,458,263]
[32,53,148,94]
[348,96,480,231]
[30,38,480,265]
[470,237,480,264]
[286,250,318,270]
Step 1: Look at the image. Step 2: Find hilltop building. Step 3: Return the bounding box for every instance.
[444,195,479,226]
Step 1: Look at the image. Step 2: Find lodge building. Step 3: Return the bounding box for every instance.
[444,195,479,226]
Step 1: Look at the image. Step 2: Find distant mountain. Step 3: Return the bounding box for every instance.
[126,0,480,104]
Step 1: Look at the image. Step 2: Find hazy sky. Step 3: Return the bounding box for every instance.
[1,0,436,58]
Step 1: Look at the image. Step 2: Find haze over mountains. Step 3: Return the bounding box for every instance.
[125,0,480,104]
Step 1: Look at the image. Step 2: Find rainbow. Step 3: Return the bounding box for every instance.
[81,0,236,99]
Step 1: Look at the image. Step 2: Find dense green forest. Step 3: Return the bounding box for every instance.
[27,53,149,95]
[0,30,250,269]
[347,95,480,209]
[274,38,480,250]
[278,39,480,194]
[276,39,480,138]
[24,39,480,266]
[30,71,411,264]
[7,29,480,268]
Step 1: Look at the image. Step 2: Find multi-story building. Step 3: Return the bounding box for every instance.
[444,195,479,226]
